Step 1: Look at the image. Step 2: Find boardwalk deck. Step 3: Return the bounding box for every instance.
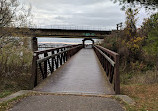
[34,48,115,95]
[9,48,125,111]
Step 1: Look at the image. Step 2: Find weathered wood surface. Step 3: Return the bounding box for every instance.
[34,49,115,95]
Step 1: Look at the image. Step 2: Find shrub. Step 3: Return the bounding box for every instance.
[0,37,32,92]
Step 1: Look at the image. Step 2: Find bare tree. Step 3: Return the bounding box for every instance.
[0,0,32,39]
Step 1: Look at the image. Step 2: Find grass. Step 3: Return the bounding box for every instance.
[120,69,158,110]
[121,84,158,111]
[0,39,32,99]
[0,90,14,98]
[120,70,158,85]
[0,84,158,111]
[0,73,32,99]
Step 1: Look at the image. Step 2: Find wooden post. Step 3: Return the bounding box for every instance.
[51,51,54,73]
[66,49,68,61]
[114,54,120,94]
[44,53,48,78]
[63,48,66,63]
[30,37,38,89]
[60,48,63,65]
[30,53,38,88]
[56,49,59,69]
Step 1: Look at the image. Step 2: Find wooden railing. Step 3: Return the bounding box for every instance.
[93,45,120,94]
[31,44,83,88]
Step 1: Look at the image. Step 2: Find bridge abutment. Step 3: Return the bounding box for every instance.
[31,37,38,51]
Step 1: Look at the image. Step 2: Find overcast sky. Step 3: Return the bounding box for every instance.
[19,0,157,30]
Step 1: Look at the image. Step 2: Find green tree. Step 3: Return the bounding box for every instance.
[112,0,158,10]
[125,8,138,39]
[141,13,158,54]
[141,13,158,69]
[123,8,145,61]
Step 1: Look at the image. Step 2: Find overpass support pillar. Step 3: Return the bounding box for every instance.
[32,37,38,51]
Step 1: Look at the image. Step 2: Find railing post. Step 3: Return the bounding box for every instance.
[69,47,72,57]
[44,53,48,78]
[31,53,38,88]
[60,48,63,65]
[67,48,70,59]
[63,47,66,63]
[56,49,59,68]
[51,50,54,73]
[114,54,120,94]
[66,50,68,61]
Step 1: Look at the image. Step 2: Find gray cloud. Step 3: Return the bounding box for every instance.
[20,0,152,30]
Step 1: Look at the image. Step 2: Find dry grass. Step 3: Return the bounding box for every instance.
[121,84,158,111]
[130,70,158,84]
[0,73,31,98]
[120,70,158,85]
[0,38,32,98]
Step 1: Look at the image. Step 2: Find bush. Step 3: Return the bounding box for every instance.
[0,37,32,93]
[102,9,158,85]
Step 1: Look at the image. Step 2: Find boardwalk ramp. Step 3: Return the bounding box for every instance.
[9,46,124,111]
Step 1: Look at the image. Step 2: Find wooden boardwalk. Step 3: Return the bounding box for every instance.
[34,49,115,95]
[9,48,124,111]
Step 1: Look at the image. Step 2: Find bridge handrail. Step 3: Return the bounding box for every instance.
[31,44,83,88]
[94,46,115,67]
[94,45,118,57]
[34,45,79,55]
[93,45,120,94]
[37,45,82,64]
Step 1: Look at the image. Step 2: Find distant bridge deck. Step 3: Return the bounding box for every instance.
[30,28,111,38]
[34,48,115,95]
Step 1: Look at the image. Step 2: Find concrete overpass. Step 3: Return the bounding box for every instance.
[29,28,111,39]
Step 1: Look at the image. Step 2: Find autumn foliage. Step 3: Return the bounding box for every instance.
[102,8,158,84]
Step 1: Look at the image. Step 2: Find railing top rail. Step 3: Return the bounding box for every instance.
[37,45,82,64]
[93,45,120,94]
[34,44,82,55]
[94,45,118,58]
[94,46,115,66]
